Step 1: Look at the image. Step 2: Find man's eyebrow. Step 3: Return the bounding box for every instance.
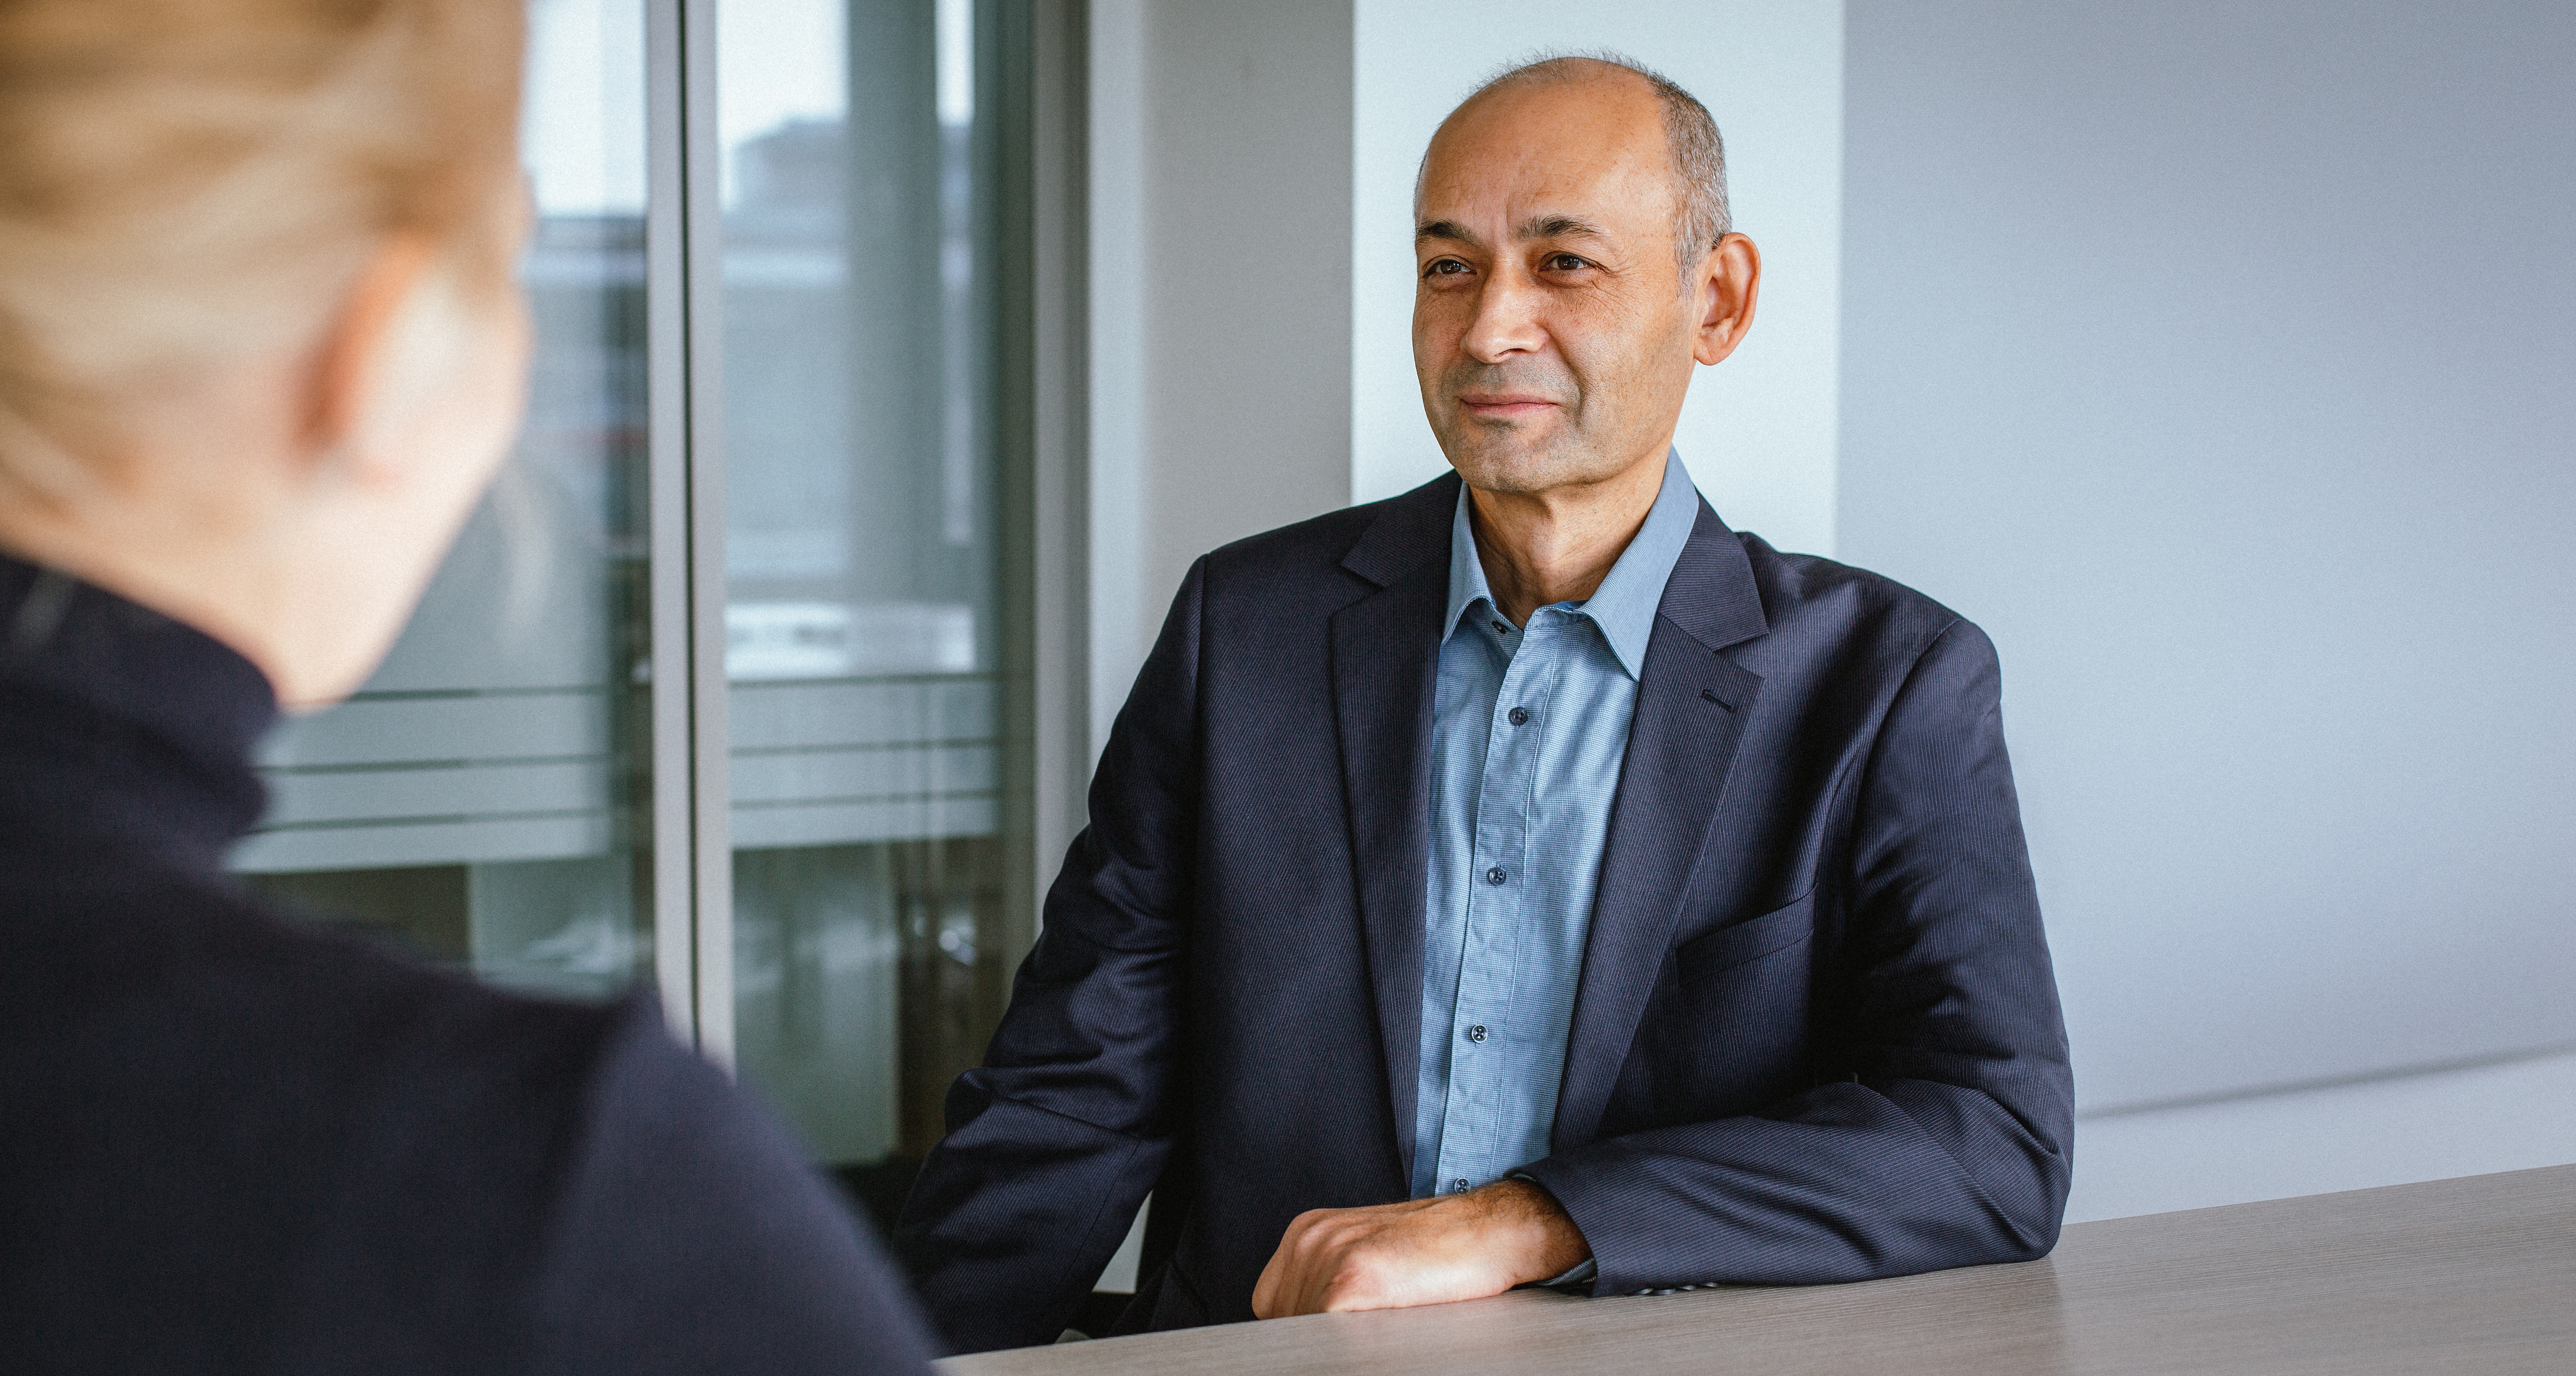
[1518,213,1608,242]
[1415,219,1482,248]
[1416,215,1610,248]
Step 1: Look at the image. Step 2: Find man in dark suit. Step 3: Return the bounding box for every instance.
[894,54,2073,1353]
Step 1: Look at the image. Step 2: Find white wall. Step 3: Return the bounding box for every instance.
[1350,0,1844,558]
[1088,0,1355,755]
[1840,0,2576,1114]
[2068,1047,2576,1223]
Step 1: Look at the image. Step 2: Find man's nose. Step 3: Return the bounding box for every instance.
[1460,271,1546,364]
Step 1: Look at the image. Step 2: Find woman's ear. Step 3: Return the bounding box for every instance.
[301,231,439,473]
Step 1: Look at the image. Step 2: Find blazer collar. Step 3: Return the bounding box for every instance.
[1349,459,1763,654]
[1658,495,1769,654]
[1339,471,1460,589]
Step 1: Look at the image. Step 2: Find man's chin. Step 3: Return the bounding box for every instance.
[1440,439,1616,497]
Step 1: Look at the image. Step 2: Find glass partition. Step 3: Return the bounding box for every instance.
[717,0,1028,1216]
[234,0,657,1002]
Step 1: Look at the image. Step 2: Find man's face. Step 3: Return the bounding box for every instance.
[1413,72,1705,495]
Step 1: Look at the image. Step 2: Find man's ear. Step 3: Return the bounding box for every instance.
[1693,232,1761,367]
[301,231,439,475]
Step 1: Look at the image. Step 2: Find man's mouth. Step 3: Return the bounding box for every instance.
[1456,393,1558,419]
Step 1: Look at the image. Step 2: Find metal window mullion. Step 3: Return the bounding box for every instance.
[680,0,736,1070]
[645,0,735,1065]
[1030,0,1091,937]
[643,0,695,1045]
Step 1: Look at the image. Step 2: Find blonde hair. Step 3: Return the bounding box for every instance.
[0,0,526,484]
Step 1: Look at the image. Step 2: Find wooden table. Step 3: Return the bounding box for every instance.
[939,1164,2576,1374]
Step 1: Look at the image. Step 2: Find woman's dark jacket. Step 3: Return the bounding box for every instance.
[0,554,936,1373]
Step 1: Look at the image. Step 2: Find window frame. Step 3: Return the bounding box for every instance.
[641,0,1087,1060]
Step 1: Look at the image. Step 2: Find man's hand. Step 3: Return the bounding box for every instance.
[1249,1178,1590,1319]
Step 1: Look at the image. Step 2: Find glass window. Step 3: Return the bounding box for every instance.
[234,0,657,1003]
[717,0,1030,1219]
[226,0,1042,1235]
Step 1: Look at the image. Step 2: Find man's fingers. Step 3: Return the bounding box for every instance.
[1283,1236,1328,1317]
[1252,1221,1301,1319]
[1251,1252,1281,1319]
[1256,1209,1335,1319]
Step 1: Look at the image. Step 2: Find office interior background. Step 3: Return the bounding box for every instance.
[245,0,2575,1294]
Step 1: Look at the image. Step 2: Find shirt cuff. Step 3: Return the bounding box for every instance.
[1536,1257,1598,1289]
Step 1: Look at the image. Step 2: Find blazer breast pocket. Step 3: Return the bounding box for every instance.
[1675,891,1815,989]
[1614,891,1819,1130]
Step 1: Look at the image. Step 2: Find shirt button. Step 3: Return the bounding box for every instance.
[1507,706,1530,726]
[1484,866,1506,885]
[1490,619,1508,634]
[1467,1024,1487,1043]
[1452,1178,1471,1193]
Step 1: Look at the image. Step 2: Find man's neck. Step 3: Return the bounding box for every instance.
[1464,448,1667,627]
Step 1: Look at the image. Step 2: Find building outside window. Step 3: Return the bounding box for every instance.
[236,0,1050,1233]
[718,0,1032,1215]
[243,0,659,1005]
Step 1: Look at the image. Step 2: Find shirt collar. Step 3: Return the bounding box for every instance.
[1442,448,1700,680]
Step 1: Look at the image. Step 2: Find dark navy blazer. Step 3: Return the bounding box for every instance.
[894,474,2074,1354]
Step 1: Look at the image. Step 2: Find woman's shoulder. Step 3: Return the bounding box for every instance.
[7,867,637,1115]
[0,869,649,1358]
[2,865,936,1370]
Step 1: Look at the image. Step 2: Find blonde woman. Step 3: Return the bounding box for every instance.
[0,3,933,1369]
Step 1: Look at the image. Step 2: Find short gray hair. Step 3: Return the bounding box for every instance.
[1443,50,1731,275]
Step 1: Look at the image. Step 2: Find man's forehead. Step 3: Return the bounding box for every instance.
[1417,81,1672,229]
[1429,71,1661,161]
[1414,148,1674,242]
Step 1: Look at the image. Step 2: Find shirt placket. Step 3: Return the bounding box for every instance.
[1435,611,1561,1193]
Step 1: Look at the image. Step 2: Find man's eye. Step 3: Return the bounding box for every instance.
[1545,253,1588,272]
[1422,258,1469,278]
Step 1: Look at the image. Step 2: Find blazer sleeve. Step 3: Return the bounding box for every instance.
[889,559,1207,1354]
[1517,618,2075,1295]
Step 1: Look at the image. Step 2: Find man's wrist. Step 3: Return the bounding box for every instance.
[1502,1170,1600,1289]
[1479,1176,1591,1284]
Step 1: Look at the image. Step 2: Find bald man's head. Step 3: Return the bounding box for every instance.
[1407,48,1761,502]
[1426,52,1730,276]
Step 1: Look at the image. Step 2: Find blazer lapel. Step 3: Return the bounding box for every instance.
[1327,475,1457,1183]
[1553,501,1770,1150]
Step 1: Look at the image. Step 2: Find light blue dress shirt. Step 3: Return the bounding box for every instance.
[1410,450,1700,1200]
